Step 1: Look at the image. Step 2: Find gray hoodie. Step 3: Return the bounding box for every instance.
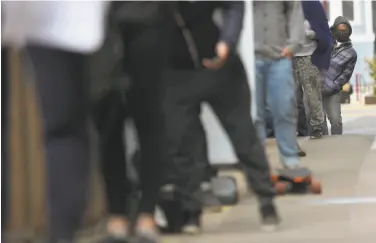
[253,1,305,59]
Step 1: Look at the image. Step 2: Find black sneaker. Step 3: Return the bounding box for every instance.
[182,211,201,235]
[310,130,323,139]
[260,204,280,232]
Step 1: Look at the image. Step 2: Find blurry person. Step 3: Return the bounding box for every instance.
[322,16,357,135]
[293,0,333,139]
[253,1,306,168]
[2,1,109,243]
[91,2,174,243]
[162,1,279,234]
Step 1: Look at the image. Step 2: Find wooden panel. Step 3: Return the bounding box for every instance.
[8,49,31,239]
[5,49,106,242]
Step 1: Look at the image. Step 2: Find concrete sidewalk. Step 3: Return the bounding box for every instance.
[163,135,376,243]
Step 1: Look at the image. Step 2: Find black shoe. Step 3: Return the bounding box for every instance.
[297,145,306,157]
[182,211,201,235]
[260,204,280,232]
[310,130,323,139]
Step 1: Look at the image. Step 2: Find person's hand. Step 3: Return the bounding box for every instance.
[202,42,229,70]
[281,48,293,59]
[342,83,351,92]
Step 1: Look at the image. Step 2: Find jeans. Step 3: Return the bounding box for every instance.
[255,58,300,167]
[322,93,342,135]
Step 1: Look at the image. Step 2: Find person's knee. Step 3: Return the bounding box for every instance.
[271,94,296,123]
[327,112,342,126]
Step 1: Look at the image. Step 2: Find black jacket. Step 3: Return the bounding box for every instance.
[170,1,244,69]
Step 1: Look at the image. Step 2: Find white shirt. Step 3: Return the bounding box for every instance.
[2,1,110,54]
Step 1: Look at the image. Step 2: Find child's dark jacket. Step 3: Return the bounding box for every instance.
[322,17,357,96]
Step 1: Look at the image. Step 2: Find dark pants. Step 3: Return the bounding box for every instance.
[296,84,309,136]
[93,21,170,217]
[2,48,9,231]
[164,56,275,212]
[27,46,90,243]
[183,105,213,183]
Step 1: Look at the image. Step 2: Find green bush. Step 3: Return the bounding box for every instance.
[365,57,376,95]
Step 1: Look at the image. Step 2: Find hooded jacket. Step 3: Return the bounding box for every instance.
[322,17,357,96]
[301,0,333,70]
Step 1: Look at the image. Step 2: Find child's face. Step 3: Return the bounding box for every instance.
[331,23,351,42]
[337,24,349,31]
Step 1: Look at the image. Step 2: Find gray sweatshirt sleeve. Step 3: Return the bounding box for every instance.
[284,1,305,54]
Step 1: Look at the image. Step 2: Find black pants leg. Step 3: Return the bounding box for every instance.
[164,70,207,212]
[96,21,171,216]
[92,90,130,216]
[2,48,9,231]
[27,46,90,243]
[124,23,169,215]
[186,107,212,183]
[207,56,275,202]
[296,84,309,136]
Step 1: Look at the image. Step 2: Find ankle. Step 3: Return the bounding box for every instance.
[136,213,157,231]
[106,216,129,237]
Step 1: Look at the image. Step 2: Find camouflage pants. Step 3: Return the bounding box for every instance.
[293,56,325,131]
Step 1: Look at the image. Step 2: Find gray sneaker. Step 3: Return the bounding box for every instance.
[260,204,280,232]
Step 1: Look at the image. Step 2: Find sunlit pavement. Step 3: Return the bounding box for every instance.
[163,104,376,243]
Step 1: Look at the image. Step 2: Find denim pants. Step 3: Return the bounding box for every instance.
[322,93,342,135]
[255,58,300,167]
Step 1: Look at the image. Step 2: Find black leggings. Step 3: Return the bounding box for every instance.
[27,46,89,243]
[2,48,9,232]
[93,22,170,217]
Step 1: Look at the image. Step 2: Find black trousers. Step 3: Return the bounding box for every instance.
[183,105,214,183]
[92,21,170,217]
[296,84,309,136]
[27,46,90,243]
[164,55,275,212]
[2,48,9,231]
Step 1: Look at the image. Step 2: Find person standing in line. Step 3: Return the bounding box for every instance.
[322,16,357,135]
[294,0,333,139]
[90,2,177,243]
[253,1,306,169]
[162,1,279,234]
